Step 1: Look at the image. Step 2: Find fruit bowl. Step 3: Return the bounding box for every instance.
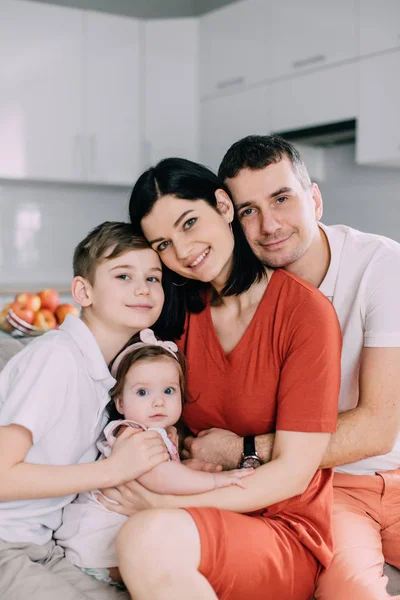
[2,308,47,337]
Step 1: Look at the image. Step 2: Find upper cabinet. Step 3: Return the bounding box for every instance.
[356,50,400,167]
[199,0,267,98]
[199,0,358,98]
[0,1,84,182]
[0,0,141,185]
[85,12,140,185]
[359,0,400,56]
[143,19,199,168]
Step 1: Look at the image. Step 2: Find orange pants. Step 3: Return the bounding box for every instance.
[185,506,319,600]
[316,470,400,600]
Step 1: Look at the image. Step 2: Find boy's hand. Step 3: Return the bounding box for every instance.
[213,468,254,490]
[108,428,169,485]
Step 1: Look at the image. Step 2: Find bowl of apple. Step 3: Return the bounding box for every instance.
[0,290,80,337]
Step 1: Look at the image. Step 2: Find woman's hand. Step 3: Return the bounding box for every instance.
[107,428,169,485]
[96,479,162,516]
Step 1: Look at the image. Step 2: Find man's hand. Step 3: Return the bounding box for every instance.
[182,458,223,473]
[182,428,243,470]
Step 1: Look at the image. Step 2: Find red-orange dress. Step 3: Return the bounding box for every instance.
[178,270,342,600]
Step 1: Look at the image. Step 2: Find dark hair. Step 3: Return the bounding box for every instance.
[107,339,186,422]
[73,221,177,340]
[218,135,311,190]
[129,158,266,337]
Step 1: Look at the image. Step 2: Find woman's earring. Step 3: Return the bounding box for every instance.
[172,277,188,287]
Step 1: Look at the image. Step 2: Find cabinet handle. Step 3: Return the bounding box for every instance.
[73,134,83,179]
[216,76,245,90]
[292,54,326,69]
[89,135,97,177]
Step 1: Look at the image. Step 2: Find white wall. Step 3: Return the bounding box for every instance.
[0,181,130,294]
[320,144,400,242]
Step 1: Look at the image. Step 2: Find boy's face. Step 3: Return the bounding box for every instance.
[88,248,164,334]
[116,357,182,429]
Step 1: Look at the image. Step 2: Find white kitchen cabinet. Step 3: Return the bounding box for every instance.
[357,51,400,167]
[199,0,267,98]
[143,19,199,168]
[0,0,141,185]
[267,62,359,134]
[85,12,141,185]
[359,0,400,56]
[199,0,358,98]
[263,0,358,81]
[0,0,84,182]
[200,86,268,171]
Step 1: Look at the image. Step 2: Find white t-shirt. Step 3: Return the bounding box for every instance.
[319,223,400,475]
[0,315,115,544]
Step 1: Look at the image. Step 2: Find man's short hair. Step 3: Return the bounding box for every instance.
[73,221,149,284]
[218,134,311,191]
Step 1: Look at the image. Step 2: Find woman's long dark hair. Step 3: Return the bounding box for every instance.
[129,158,266,338]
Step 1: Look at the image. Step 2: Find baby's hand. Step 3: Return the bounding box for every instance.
[213,468,254,490]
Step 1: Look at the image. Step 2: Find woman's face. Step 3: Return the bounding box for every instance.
[141,193,235,287]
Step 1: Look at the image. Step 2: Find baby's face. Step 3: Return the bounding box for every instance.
[116,357,182,429]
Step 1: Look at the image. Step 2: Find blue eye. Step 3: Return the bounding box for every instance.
[147,276,161,283]
[183,217,196,230]
[164,387,175,395]
[276,196,288,204]
[157,240,170,252]
[240,208,255,218]
[137,388,148,397]
[117,274,129,280]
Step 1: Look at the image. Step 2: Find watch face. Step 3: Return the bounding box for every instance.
[241,456,261,469]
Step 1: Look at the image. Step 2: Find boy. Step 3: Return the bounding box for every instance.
[0,221,169,600]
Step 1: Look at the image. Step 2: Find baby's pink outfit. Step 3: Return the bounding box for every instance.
[55,419,179,569]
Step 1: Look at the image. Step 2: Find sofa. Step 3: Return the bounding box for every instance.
[1,331,399,597]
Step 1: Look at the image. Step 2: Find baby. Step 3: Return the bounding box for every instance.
[55,328,252,585]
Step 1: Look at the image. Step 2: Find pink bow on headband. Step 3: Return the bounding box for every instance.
[111,328,178,377]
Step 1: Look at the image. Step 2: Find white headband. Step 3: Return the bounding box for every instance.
[111,328,178,377]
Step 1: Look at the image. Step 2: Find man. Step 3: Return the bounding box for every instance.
[183,135,400,600]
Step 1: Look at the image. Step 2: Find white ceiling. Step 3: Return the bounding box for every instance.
[32,0,242,18]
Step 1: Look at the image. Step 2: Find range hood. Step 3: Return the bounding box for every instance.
[276,119,356,147]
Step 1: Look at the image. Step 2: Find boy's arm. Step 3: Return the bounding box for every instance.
[0,423,169,501]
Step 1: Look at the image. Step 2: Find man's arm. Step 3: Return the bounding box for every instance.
[184,347,400,470]
[319,346,400,468]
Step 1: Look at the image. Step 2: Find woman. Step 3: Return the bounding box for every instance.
[101,158,341,600]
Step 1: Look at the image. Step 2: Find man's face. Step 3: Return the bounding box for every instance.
[226,159,322,268]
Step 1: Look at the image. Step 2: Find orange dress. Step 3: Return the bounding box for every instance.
[178,269,342,600]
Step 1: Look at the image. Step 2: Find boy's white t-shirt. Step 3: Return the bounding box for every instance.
[0,315,115,544]
[319,223,400,475]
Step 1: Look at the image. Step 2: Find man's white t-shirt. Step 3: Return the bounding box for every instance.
[0,315,115,544]
[319,223,400,475]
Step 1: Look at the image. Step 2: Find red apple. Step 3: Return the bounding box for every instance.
[33,309,58,331]
[37,289,60,313]
[11,301,35,325]
[55,303,80,325]
[0,303,13,332]
[14,292,41,313]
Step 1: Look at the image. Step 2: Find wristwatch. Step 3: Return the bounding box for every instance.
[239,435,262,469]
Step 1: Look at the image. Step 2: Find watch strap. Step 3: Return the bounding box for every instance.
[243,435,257,457]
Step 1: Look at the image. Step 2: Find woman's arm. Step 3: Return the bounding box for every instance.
[137,460,252,495]
[98,429,330,515]
[0,424,169,501]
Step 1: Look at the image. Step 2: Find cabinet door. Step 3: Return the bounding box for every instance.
[199,0,267,97]
[263,0,358,81]
[267,63,358,134]
[357,51,400,166]
[200,86,269,172]
[143,19,199,167]
[360,0,400,56]
[85,11,141,185]
[0,0,84,182]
